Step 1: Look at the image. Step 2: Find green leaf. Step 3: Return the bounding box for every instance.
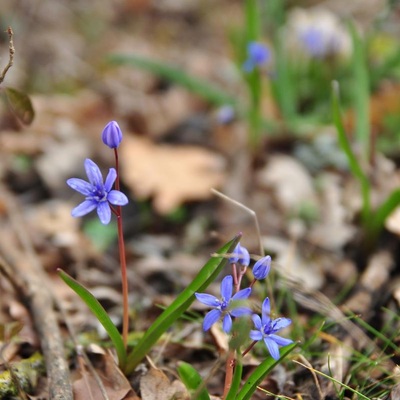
[331,81,370,224]
[349,22,370,163]
[235,343,297,400]
[177,361,210,400]
[4,87,35,125]
[124,235,240,375]
[107,54,236,107]
[58,269,127,369]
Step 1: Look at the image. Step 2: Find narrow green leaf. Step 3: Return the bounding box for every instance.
[58,269,127,369]
[236,343,297,400]
[331,81,370,223]
[124,236,240,375]
[107,54,236,107]
[349,22,370,163]
[370,188,400,239]
[177,361,210,400]
[4,87,35,125]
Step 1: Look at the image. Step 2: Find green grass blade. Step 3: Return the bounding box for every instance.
[235,343,297,400]
[224,356,243,400]
[349,22,370,163]
[107,54,236,107]
[370,188,400,237]
[331,81,370,223]
[177,361,210,400]
[124,236,241,375]
[58,269,127,369]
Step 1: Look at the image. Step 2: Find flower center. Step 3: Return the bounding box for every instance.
[220,300,229,311]
[91,186,107,202]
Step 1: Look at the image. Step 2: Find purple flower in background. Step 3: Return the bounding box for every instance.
[243,41,270,73]
[252,255,271,280]
[216,105,235,125]
[195,275,252,333]
[67,159,128,225]
[250,297,293,360]
[229,243,250,267]
[102,120,123,149]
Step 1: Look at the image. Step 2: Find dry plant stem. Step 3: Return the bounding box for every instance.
[0,26,14,85]
[222,351,236,399]
[242,340,257,357]
[211,188,263,256]
[114,148,129,349]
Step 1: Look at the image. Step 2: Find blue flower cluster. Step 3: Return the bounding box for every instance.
[195,242,292,360]
[67,121,128,224]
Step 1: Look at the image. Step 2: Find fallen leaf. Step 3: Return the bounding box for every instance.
[120,135,226,214]
[73,351,138,400]
[140,365,189,400]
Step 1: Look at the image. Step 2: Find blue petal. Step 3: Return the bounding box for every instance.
[97,201,111,224]
[104,168,117,192]
[264,337,280,360]
[107,190,128,206]
[269,334,293,347]
[67,178,93,196]
[230,307,252,317]
[249,330,263,341]
[262,297,271,316]
[222,314,232,333]
[252,314,262,330]
[203,309,221,331]
[232,287,251,301]
[71,200,97,217]
[272,317,292,332]
[220,275,233,302]
[85,159,103,187]
[261,313,271,327]
[252,256,271,280]
[195,293,220,307]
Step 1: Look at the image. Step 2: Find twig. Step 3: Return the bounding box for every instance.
[0,26,15,85]
[0,187,73,400]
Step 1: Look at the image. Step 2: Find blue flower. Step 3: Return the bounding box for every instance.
[243,42,270,73]
[229,243,250,267]
[102,121,123,149]
[252,255,271,280]
[250,298,293,360]
[195,275,252,333]
[67,158,128,225]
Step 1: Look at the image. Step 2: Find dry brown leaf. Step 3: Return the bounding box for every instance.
[120,135,226,214]
[140,365,188,400]
[73,352,138,400]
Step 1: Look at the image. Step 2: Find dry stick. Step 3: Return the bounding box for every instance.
[1,188,111,399]
[0,189,73,400]
[0,26,15,85]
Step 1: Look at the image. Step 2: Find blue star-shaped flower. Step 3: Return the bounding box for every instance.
[67,158,128,225]
[195,275,252,333]
[250,297,293,360]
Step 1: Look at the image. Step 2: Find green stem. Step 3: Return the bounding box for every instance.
[114,148,129,349]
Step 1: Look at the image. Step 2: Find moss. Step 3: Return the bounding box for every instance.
[0,352,45,397]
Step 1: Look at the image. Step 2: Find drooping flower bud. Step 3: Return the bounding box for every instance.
[252,255,271,280]
[229,243,250,267]
[102,121,123,149]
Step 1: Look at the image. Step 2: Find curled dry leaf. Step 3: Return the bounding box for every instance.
[140,365,189,400]
[120,135,226,214]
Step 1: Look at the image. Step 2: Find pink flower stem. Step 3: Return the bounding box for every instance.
[113,148,129,349]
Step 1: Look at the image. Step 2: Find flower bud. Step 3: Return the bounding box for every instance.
[252,255,271,280]
[229,243,250,267]
[102,121,123,149]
